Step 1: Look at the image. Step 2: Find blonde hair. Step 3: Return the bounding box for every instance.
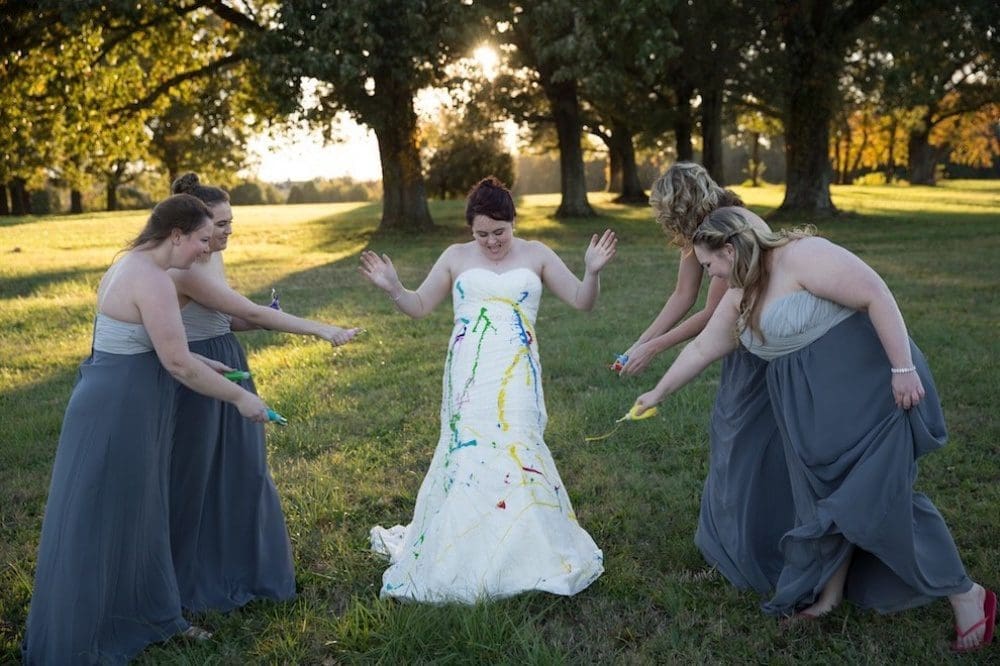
[649,162,743,246]
[693,208,814,337]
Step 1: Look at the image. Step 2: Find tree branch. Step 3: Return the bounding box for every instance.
[91,13,184,67]
[931,96,999,125]
[733,97,782,120]
[200,0,267,33]
[835,0,889,34]
[111,52,244,115]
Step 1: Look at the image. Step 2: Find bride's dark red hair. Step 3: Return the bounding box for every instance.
[465,176,515,225]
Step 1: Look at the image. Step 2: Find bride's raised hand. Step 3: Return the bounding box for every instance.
[584,229,618,274]
[359,250,402,293]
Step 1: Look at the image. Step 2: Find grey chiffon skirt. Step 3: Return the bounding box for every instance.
[23,350,187,665]
[170,332,295,612]
[696,347,793,593]
[762,312,971,616]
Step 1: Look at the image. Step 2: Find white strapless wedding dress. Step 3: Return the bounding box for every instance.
[371,267,604,602]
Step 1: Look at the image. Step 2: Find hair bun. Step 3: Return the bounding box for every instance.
[171,172,201,195]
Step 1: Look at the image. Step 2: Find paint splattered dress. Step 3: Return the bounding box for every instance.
[371,267,604,603]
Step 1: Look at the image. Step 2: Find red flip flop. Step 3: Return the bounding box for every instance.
[951,588,996,653]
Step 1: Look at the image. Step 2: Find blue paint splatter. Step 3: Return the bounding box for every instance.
[449,438,478,452]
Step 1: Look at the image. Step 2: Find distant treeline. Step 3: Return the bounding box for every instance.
[19,177,383,215]
[16,149,998,216]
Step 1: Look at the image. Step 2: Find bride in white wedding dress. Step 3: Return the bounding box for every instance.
[359,177,616,603]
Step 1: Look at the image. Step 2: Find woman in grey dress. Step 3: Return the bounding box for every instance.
[22,195,270,665]
[167,173,359,613]
[617,162,792,593]
[632,208,994,653]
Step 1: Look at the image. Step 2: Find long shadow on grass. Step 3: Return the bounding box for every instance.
[0,266,103,299]
[0,214,35,229]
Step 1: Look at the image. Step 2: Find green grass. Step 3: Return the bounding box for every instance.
[1,181,998,664]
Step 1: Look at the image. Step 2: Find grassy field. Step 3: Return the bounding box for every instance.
[1,181,998,664]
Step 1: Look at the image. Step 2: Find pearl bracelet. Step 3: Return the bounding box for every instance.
[890,366,916,374]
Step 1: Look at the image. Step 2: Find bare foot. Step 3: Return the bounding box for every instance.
[181,624,213,641]
[797,591,843,619]
[794,554,850,620]
[950,584,987,651]
[780,589,844,628]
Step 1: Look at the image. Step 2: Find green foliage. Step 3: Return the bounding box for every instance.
[1,2,263,212]
[28,188,62,215]
[426,139,515,199]
[145,81,254,184]
[853,0,1000,181]
[286,178,378,204]
[233,0,488,228]
[115,185,155,211]
[2,183,998,662]
[513,153,607,195]
[423,104,515,199]
[251,1,480,125]
[229,182,265,206]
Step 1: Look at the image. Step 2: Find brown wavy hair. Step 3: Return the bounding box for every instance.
[126,194,212,250]
[171,172,230,206]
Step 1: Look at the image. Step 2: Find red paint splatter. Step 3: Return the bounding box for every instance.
[496,500,506,509]
[521,466,543,476]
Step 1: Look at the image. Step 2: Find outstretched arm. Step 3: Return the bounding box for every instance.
[358,248,454,319]
[621,250,727,375]
[633,288,741,414]
[540,229,618,311]
[173,267,360,346]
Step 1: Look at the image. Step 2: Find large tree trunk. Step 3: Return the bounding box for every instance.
[610,121,645,204]
[834,122,848,184]
[700,84,724,185]
[70,189,84,214]
[106,179,119,211]
[545,79,594,218]
[10,178,28,215]
[606,142,622,193]
[849,126,869,182]
[775,0,887,216]
[777,25,837,215]
[750,132,762,186]
[885,117,898,183]
[673,83,695,162]
[907,122,944,185]
[0,183,8,215]
[373,86,433,231]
